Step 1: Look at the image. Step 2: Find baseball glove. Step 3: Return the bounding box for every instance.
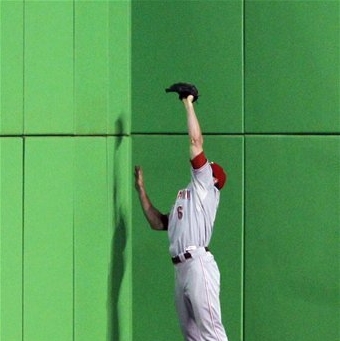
[165,82,199,102]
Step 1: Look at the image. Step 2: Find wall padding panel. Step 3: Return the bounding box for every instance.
[1,0,131,136]
[74,138,112,340]
[245,136,340,341]
[132,0,243,134]
[0,1,24,134]
[24,1,74,134]
[74,137,132,341]
[24,138,74,341]
[245,0,340,133]
[0,138,23,341]
[23,137,131,341]
[74,1,131,135]
[74,1,111,134]
[132,135,244,341]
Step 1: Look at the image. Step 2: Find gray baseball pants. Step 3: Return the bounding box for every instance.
[174,247,228,341]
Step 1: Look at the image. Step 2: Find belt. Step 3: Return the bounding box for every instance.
[172,247,210,265]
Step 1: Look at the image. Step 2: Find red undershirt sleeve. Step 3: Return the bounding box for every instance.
[190,151,207,169]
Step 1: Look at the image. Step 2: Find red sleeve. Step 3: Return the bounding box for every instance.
[190,151,207,169]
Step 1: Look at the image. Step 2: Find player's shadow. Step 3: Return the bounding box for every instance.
[107,117,128,341]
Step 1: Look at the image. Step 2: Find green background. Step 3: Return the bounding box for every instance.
[1,1,339,341]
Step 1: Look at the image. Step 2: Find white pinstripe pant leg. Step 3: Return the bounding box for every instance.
[174,250,228,341]
[175,263,203,341]
[189,252,228,341]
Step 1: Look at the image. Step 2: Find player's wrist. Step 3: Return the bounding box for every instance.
[183,99,194,110]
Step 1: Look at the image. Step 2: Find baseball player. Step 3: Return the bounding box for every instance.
[134,83,229,341]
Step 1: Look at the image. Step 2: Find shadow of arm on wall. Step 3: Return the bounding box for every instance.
[107,116,129,341]
[108,212,127,341]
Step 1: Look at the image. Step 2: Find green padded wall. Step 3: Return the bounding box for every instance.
[131,0,243,134]
[243,1,340,340]
[132,135,244,341]
[0,138,23,340]
[24,1,74,134]
[245,0,340,133]
[24,138,74,341]
[0,1,24,134]
[131,1,339,341]
[1,0,131,136]
[23,137,131,341]
[74,1,131,134]
[245,136,340,341]
[1,1,132,340]
[1,0,339,341]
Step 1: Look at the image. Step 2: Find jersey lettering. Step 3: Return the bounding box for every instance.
[177,189,191,200]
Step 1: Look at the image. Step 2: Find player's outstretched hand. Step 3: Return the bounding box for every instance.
[183,95,194,104]
[134,165,144,191]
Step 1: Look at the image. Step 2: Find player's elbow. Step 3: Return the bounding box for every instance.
[190,136,203,149]
[150,222,167,231]
[149,213,168,231]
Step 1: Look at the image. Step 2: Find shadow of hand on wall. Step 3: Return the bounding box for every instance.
[107,117,128,341]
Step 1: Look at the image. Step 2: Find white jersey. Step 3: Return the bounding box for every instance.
[168,161,220,257]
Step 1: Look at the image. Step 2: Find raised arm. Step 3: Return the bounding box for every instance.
[182,95,204,160]
[134,166,168,231]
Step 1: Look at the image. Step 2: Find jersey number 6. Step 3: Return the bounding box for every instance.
[177,206,183,220]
